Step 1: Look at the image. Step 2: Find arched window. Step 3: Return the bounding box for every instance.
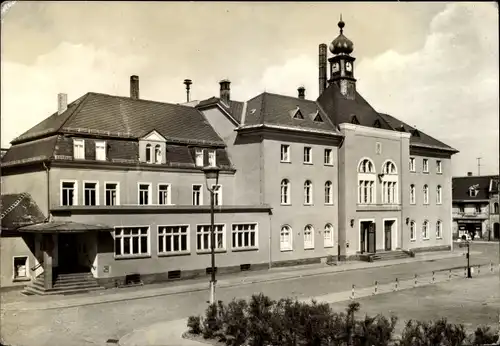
[325,181,333,205]
[145,144,152,163]
[436,220,442,239]
[280,225,292,251]
[494,202,499,214]
[304,180,313,205]
[410,221,416,241]
[358,158,376,204]
[436,185,442,204]
[304,224,314,249]
[281,179,290,205]
[423,185,429,205]
[410,184,416,204]
[422,220,430,239]
[154,145,162,164]
[381,160,398,204]
[324,223,334,247]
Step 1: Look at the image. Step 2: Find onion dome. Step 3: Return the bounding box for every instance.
[329,15,354,55]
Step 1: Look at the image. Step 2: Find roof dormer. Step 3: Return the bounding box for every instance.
[311,110,324,123]
[290,106,304,120]
[140,130,166,164]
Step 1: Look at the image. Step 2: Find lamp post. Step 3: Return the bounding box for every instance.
[459,235,472,278]
[203,165,221,305]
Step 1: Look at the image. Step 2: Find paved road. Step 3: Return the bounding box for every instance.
[1,243,498,346]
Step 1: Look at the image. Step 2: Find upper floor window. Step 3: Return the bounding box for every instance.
[475,205,481,213]
[208,150,216,167]
[459,204,465,213]
[423,159,429,173]
[192,185,202,206]
[105,183,119,206]
[281,144,290,162]
[324,224,334,248]
[84,182,98,206]
[436,185,442,204]
[381,161,398,204]
[410,221,416,241]
[212,184,222,206]
[95,141,106,161]
[303,147,312,164]
[304,225,314,249]
[154,145,162,164]
[304,180,313,205]
[422,220,430,239]
[158,184,171,205]
[138,183,151,205]
[410,184,416,204]
[494,202,499,214]
[73,139,85,160]
[280,225,292,251]
[359,158,375,173]
[423,184,429,205]
[281,179,291,205]
[325,181,333,205]
[382,161,397,175]
[195,149,204,167]
[436,160,442,174]
[468,186,478,197]
[358,158,376,204]
[409,157,416,172]
[436,221,443,239]
[324,149,333,165]
[145,144,152,163]
[61,181,77,206]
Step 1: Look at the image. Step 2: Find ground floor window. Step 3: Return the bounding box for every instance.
[158,225,188,254]
[196,224,225,251]
[324,223,334,247]
[232,223,257,249]
[280,225,292,251]
[114,227,149,257]
[304,224,314,249]
[410,221,416,241]
[13,256,28,279]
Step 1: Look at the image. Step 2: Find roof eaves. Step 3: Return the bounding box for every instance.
[237,123,343,137]
[410,141,459,153]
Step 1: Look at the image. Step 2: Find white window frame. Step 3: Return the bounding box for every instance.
[422,220,430,240]
[113,226,151,258]
[154,144,162,164]
[158,183,172,205]
[212,184,222,206]
[409,157,415,172]
[83,180,99,206]
[436,185,442,205]
[381,160,398,204]
[324,224,334,248]
[138,182,152,205]
[157,225,190,255]
[423,184,429,205]
[410,221,416,241]
[208,150,216,167]
[95,140,106,161]
[73,139,85,160]
[281,179,291,205]
[304,224,314,249]
[280,144,290,163]
[12,256,29,280]
[304,180,313,205]
[104,181,120,206]
[303,147,312,164]
[60,180,78,206]
[196,224,226,252]
[324,148,333,166]
[436,160,442,174]
[231,223,258,250]
[280,225,293,251]
[192,184,203,206]
[325,181,333,205]
[358,158,376,204]
[423,158,429,173]
[195,149,204,167]
[436,220,443,239]
[145,144,152,164]
[410,184,416,205]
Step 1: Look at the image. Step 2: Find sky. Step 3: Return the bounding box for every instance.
[1,1,498,176]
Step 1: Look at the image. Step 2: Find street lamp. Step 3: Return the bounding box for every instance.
[459,235,472,278]
[202,165,221,305]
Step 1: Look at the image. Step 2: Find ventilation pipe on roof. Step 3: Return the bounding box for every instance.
[220,79,231,104]
[467,172,473,177]
[184,79,192,102]
[58,93,68,115]
[298,86,305,100]
[130,75,140,100]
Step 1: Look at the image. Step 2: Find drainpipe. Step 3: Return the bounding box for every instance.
[43,161,51,222]
[268,211,272,269]
[400,136,404,250]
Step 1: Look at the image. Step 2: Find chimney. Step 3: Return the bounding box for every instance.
[297,86,305,99]
[467,172,473,177]
[184,79,192,102]
[130,75,139,100]
[318,43,327,96]
[219,79,231,103]
[58,93,68,115]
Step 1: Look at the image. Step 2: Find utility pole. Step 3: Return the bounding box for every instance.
[476,157,482,176]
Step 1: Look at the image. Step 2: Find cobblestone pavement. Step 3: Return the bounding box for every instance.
[1,243,498,346]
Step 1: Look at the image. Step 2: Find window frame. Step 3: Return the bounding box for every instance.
[145,144,152,164]
[83,180,99,206]
[436,160,442,174]
[196,223,226,253]
[280,144,291,163]
[303,224,314,249]
[114,226,151,259]
[409,157,416,172]
[410,184,416,205]
[95,140,106,161]
[192,184,203,206]
[410,221,416,241]
[60,180,78,206]
[280,179,291,205]
[195,149,204,167]
[324,223,334,248]
[423,158,429,173]
[324,148,333,166]
[358,158,376,204]
[304,180,313,205]
[138,182,152,205]
[422,220,430,240]
[280,225,293,251]
[104,181,120,206]
[231,223,258,250]
[212,184,222,206]
[436,220,443,239]
[423,184,429,205]
[12,256,30,280]
[324,181,333,205]
[154,144,162,164]
[303,147,312,164]
[157,224,190,255]
[158,183,172,205]
[208,150,217,167]
[73,139,85,160]
[436,185,442,205]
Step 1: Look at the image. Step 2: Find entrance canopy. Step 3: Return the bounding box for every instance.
[17,221,113,233]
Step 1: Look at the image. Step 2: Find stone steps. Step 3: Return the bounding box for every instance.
[21,271,104,296]
[362,251,412,262]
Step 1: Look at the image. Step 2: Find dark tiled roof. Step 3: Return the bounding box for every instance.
[490,178,499,193]
[1,136,58,166]
[452,175,499,200]
[1,193,46,230]
[242,92,340,134]
[197,97,245,123]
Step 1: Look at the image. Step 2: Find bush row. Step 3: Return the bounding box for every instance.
[187,293,499,346]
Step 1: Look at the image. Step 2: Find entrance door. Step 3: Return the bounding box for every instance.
[360,222,368,253]
[367,223,376,253]
[384,221,392,251]
[58,234,79,273]
[494,223,500,240]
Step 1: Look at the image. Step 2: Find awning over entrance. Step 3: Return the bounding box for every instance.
[16,221,113,233]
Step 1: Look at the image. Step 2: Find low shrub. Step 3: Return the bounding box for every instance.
[470,325,499,345]
[398,318,467,346]
[187,315,202,335]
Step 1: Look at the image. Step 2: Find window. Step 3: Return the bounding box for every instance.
[13,256,28,279]
[422,221,430,239]
[195,149,204,167]
[410,221,416,241]
[73,139,85,159]
[232,223,257,249]
[410,184,416,204]
[324,148,333,165]
[196,224,225,251]
[494,202,499,214]
[192,185,202,206]
[158,184,171,205]
[280,225,292,251]
[409,157,415,172]
[61,181,77,206]
[423,184,429,205]
[281,144,290,162]
[304,180,313,205]
[436,221,442,239]
[436,185,442,204]
[145,144,152,163]
[105,183,119,206]
[281,179,291,205]
[95,141,106,161]
[436,160,442,174]
[114,227,149,257]
[381,161,398,204]
[459,204,465,213]
[358,158,376,204]
[304,225,314,249]
[468,187,478,197]
[154,145,162,164]
[212,185,222,206]
[84,182,98,206]
[324,224,334,248]
[325,181,333,205]
[423,159,429,173]
[303,147,312,164]
[475,205,481,213]
[158,225,188,254]
[208,150,216,166]
[138,184,151,205]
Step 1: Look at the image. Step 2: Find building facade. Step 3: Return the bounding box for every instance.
[1,18,458,291]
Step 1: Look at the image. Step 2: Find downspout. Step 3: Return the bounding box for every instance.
[43,161,51,222]
[268,210,272,269]
[400,136,404,250]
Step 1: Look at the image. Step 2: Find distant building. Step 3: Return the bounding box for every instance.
[1,148,8,159]
[452,173,499,240]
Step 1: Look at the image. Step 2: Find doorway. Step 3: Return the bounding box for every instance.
[360,221,376,254]
[384,220,395,251]
[494,223,500,240]
[58,234,80,273]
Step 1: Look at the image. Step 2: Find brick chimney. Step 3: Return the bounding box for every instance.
[130,75,139,100]
[298,86,305,99]
[318,43,327,96]
[58,93,68,115]
[220,79,231,104]
[184,79,192,102]
[467,172,473,177]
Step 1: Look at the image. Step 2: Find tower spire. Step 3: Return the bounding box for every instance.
[338,14,345,34]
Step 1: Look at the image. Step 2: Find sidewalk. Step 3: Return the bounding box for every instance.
[0,250,478,312]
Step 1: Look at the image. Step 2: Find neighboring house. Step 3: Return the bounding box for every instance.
[1,18,458,292]
[452,173,499,240]
[1,148,8,159]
